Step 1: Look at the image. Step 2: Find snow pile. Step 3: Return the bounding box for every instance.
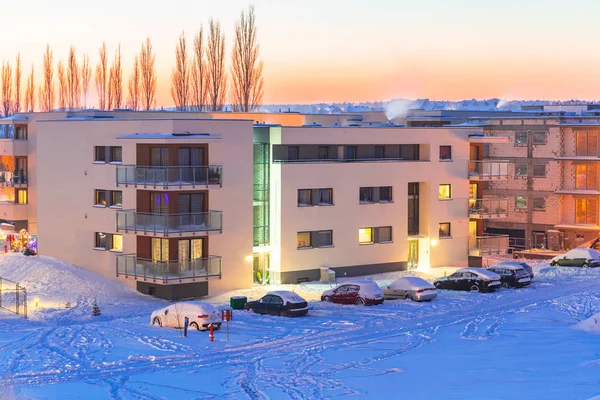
[575,313,600,334]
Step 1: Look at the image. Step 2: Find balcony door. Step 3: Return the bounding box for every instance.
[178,193,204,227]
[179,239,203,272]
[150,147,169,183]
[179,147,204,182]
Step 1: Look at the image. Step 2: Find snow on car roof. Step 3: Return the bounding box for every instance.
[178,301,218,312]
[561,248,600,259]
[459,268,500,279]
[490,263,525,271]
[342,280,380,286]
[389,276,434,290]
[268,291,306,304]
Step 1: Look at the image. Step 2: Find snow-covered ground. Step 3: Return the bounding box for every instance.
[1,254,600,399]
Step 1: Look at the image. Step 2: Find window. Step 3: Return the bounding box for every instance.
[319,188,333,205]
[516,196,527,209]
[346,146,358,160]
[379,186,392,202]
[408,182,419,235]
[109,146,122,163]
[17,189,27,205]
[515,163,528,177]
[359,228,373,244]
[111,234,123,251]
[94,146,106,162]
[533,198,545,210]
[298,189,312,206]
[377,226,392,243]
[15,126,27,140]
[576,198,598,225]
[269,296,284,305]
[288,146,299,161]
[297,188,333,206]
[95,232,108,249]
[110,191,123,207]
[374,146,385,159]
[576,131,599,157]
[318,146,329,160]
[95,189,107,206]
[439,223,451,238]
[515,132,527,146]
[575,164,598,190]
[439,145,452,160]
[359,187,374,203]
[297,230,333,249]
[360,186,392,204]
[439,184,451,199]
[532,132,546,145]
[533,164,546,178]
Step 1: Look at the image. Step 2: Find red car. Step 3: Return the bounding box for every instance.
[321,280,384,305]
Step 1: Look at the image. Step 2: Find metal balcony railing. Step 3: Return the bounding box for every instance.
[469,160,509,180]
[116,165,222,188]
[0,170,27,187]
[116,210,222,236]
[116,254,222,283]
[469,234,509,257]
[469,198,509,218]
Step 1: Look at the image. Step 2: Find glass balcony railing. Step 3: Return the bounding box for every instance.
[116,165,222,188]
[469,198,509,218]
[469,160,509,180]
[469,234,509,257]
[116,210,222,236]
[0,170,27,186]
[116,254,222,283]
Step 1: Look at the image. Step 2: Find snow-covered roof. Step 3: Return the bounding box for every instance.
[268,291,306,304]
[459,268,500,280]
[388,277,434,290]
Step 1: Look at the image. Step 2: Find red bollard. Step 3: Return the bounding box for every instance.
[209,323,214,342]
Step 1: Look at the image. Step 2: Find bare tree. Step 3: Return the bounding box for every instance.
[95,42,108,110]
[107,68,114,110]
[231,6,264,112]
[67,46,81,110]
[14,54,21,113]
[171,32,190,111]
[57,61,67,111]
[40,44,54,112]
[24,65,35,112]
[81,54,91,108]
[140,37,157,110]
[191,27,207,111]
[206,19,227,111]
[1,62,12,117]
[128,54,140,110]
[110,45,123,109]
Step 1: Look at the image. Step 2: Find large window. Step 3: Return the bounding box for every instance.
[359,226,392,244]
[576,198,598,225]
[515,132,527,146]
[515,163,528,177]
[439,223,451,238]
[576,131,599,157]
[533,164,546,178]
[439,184,451,199]
[297,230,333,249]
[359,186,392,204]
[516,196,527,209]
[297,188,333,206]
[575,164,598,190]
[439,146,452,160]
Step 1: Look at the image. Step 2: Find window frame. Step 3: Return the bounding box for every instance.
[575,198,598,225]
[438,184,452,200]
[358,227,374,244]
[379,186,393,203]
[318,188,333,205]
[297,230,333,249]
[110,234,123,252]
[297,189,312,207]
[109,146,123,163]
[515,163,528,177]
[438,222,451,238]
[532,131,547,145]
[95,189,108,207]
[94,146,106,163]
[439,145,452,161]
[532,164,546,178]
[95,232,108,250]
[532,197,546,211]
[515,131,528,146]
[16,189,27,205]
[515,195,528,209]
[359,187,374,204]
[297,231,312,249]
[110,190,123,208]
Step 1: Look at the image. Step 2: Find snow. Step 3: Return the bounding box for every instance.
[576,313,600,334]
[2,254,600,398]
[489,262,525,271]
[460,267,501,280]
[553,248,600,261]
[267,290,306,304]
[387,276,434,290]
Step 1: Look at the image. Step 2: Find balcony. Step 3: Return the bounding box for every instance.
[469,234,509,257]
[0,171,27,187]
[469,160,509,180]
[116,254,222,284]
[116,210,222,237]
[116,165,222,189]
[469,198,509,219]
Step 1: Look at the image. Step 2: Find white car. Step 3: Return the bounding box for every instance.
[550,248,600,268]
[151,301,222,331]
[383,277,438,301]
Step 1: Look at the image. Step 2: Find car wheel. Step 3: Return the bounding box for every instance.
[152,317,162,327]
[405,294,411,300]
[501,282,509,289]
[355,297,365,306]
[583,263,590,268]
[550,261,556,266]
[189,322,200,331]
[323,296,332,302]
[470,285,480,292]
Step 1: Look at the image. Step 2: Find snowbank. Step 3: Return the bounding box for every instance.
[575,313,600,334]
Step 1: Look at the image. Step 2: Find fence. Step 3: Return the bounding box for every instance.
[0,277,27,318]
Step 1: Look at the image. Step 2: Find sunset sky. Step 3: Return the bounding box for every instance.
[3,0,600,107]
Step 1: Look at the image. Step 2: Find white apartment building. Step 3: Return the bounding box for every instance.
[0,110,485,299]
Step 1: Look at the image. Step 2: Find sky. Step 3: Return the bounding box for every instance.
[3,0,600,107]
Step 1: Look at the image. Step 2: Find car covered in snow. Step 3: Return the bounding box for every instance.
[321,280,384,305]
[383,276,437,301]
[487,263,531,288]
[502,260,534,280]
[245,291,308,317]
[433,268,501,292]
[550,248,600,268]
[151,301,222,331]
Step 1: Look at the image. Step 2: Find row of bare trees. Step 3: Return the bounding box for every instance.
[170,6,263,112]
[0,6,263,116]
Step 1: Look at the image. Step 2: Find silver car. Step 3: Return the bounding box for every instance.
[383,277,438,302]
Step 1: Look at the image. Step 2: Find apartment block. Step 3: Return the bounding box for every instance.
[0,110,484,299]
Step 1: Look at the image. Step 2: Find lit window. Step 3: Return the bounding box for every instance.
[95,189,107,206]
[359,228,373,244]
[439,223,451,238]
[439,184,451,199]
[111,234,123,251]
[576,198,598,225]
[297,232,311,249]
[17,189,27,205]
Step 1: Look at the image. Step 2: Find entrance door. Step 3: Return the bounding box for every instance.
[408,239,419,270]
[253,253,270,284]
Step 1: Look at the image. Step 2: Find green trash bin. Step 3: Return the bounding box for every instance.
[230,296,247,310]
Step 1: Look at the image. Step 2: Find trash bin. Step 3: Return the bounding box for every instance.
[230,296,247,310]
[320,268,336,283]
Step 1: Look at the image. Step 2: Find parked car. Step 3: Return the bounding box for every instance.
[503,260,534,280]
[550,248,600,268]
[383,276,437,301]
[151,301,222,331]
[321,280,384,305]
[433,268,501,292]
[245,291,308,317]
[487,264,531,288]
